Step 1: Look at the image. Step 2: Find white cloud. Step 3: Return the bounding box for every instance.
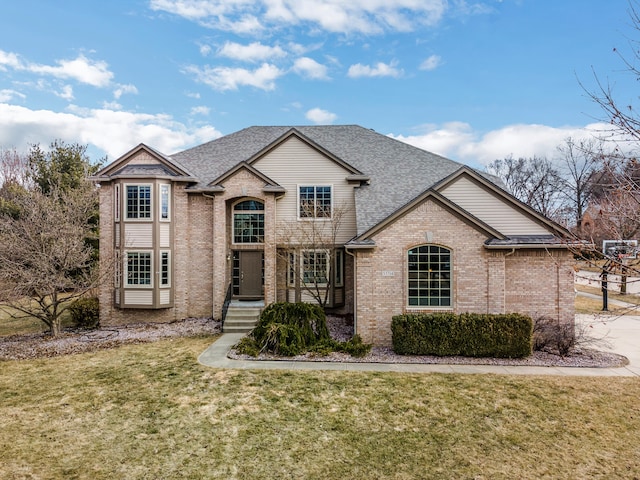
[190,105,211,115]
[419,54,442,71]
[217,41,286,62]
[185,63,284,91]
[347,61,402,78]
[389,122,619,166]
[292,57,329,80]
[113,83,139,99]
[199,44,212,56]
[28,55,114,88]
[55,85,74,101]
[149,0,448,34]
[0,103,222,158]
[0,50,114,88]
[0,89,26,102]
[305,107,337,124]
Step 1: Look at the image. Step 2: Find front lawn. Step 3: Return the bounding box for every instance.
[1,336,639,479]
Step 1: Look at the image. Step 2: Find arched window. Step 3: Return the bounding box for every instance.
[233,200,264,244]
[407,245,451,307]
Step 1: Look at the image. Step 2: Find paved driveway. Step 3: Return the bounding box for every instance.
[578,313,640,376]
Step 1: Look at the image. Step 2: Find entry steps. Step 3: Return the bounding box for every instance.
[222,300,264,333]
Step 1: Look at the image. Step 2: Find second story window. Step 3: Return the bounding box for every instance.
[126,185,151,219]
[233,200,264,244]
[299,185,331,218]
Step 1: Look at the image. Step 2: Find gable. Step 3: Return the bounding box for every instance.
[93,144,195,181]
[438,174,551,236]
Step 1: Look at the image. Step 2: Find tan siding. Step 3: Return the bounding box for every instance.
[124,290,154,305]
[252,136,357,244]
[159,289,171,305]
[440,176,550,235]
[123,223,153,248]
[159,223,170,248]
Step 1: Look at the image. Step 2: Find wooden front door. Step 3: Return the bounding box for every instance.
[238,251,263,298]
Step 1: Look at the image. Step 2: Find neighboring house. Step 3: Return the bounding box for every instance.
[92,125,576,346]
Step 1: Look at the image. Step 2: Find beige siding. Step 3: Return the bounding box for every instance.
[124,290,154,305]
[159,223,170,248]
[115,223,120,247]
[252,136,357,244]
[123,223,153,248]
[159,289,171,305]
[440,176,550,236]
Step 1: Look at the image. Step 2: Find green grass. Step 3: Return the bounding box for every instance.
[1,336,639,479]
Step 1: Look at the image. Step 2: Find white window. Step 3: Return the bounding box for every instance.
[160,251,171,287]
[302,250,329,286]
[407,245,451,307]
[126,185,152,220]
[233,200,264,244]
[299,185,332,218]
[159,184,170,221]
[125,251,153,287]
[114,184,120,222]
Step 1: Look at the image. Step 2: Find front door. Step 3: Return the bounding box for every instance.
[237,251,263,298]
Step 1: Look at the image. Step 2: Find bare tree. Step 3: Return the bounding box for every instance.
[486,155,564,219]
[0,184,104,336]
[277,204,348,308]
[556,137,603,233]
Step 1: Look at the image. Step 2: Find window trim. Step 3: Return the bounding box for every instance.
[114,184,120,222]
[124,251,153,288]
[159,184,171,222]
[335,249,344,287]
[160,250,171,287]
[125,183,153,221]
[297,185,333,220]
[406,244,452,309]
[232,199,265,245]
[302,249,330,287]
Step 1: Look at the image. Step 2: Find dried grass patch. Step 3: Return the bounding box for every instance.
[0,338,639,479]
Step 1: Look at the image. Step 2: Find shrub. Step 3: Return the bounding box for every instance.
[68,297,100,329]
[250,302,331,356]
[240,302,372,358]
[392,312,532,358]
[533,315,577,357]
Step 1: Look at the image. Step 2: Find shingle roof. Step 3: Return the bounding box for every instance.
[170,125,478,237]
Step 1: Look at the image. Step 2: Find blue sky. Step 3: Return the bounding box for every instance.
[0,0,636,167]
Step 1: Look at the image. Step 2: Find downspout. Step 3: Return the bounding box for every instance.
[345,247,357,337]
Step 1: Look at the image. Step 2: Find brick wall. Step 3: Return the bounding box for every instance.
[354,198,575,346]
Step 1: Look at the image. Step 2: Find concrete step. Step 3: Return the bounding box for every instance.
[223,306,261,333]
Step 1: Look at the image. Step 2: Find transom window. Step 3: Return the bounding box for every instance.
[408,245,451,307]
[299,186,332,218]
[126,185,151,219]
[233,200,264,244]
[126,252,152,286]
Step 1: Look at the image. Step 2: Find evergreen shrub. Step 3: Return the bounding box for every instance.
[68,297,100,329]
[391,312,532,358]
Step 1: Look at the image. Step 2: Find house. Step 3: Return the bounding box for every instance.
[92,125,576,346]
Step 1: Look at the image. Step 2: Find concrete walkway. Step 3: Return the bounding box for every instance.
[198,317,640,376]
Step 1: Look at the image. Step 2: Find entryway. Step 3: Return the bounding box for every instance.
[232,250,264,299]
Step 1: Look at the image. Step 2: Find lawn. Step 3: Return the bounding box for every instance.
[1,336,639,479]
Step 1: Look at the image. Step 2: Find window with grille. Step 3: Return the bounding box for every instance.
[299,186,332,218]
[126,252,152,286]
[126,185,151,219]
[407,245,451,307]
[233,200,264,243]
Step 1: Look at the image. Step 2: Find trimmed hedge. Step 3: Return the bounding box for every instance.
[391,312,533,358]
[68,297,100,329]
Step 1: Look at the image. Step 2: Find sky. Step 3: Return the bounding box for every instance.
[0,0,637,168]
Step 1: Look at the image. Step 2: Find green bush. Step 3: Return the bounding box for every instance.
[240,302,372,358]
[68,297,100,329]
[392,312,532,358]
